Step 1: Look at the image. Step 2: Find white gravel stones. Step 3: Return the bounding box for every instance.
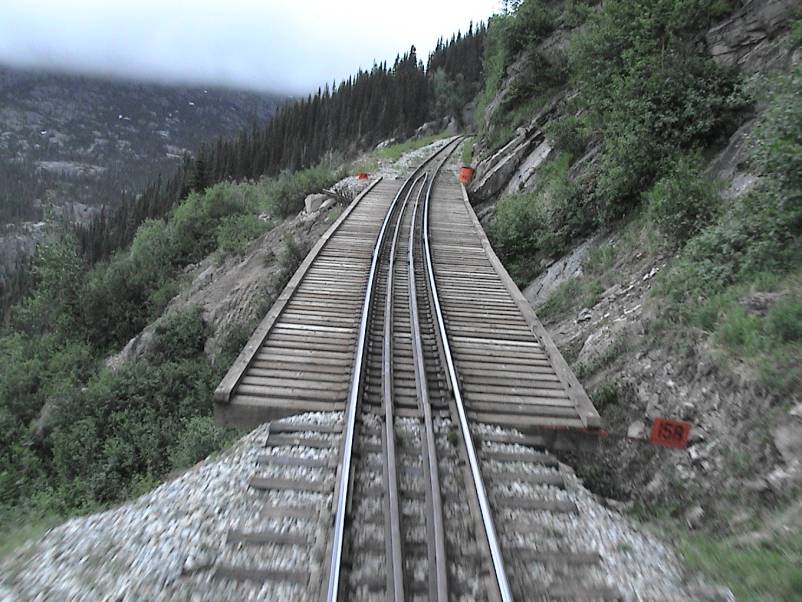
[2,410,698,601]
[344,412,386,601]
[433,416,486,601]
[0,411,343,602]
[372,137,454,181]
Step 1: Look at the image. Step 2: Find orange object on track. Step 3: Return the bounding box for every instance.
[458,166,474,184]
[357,172,369,180]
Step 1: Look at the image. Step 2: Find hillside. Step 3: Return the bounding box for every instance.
[0,29,481,560]
[465,0,801,598]
[0,66,279,226]
[0,1,800,599]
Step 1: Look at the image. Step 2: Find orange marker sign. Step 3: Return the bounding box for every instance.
[649,418,691,449]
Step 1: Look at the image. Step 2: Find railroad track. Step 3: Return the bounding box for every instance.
[213,138,616,600]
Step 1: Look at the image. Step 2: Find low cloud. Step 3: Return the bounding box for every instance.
[0,0,498,93]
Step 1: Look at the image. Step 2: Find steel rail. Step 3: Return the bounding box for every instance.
[409,174,449,601]
[325,137,461,602]
[382,172,426,602]
[421,151,514,602]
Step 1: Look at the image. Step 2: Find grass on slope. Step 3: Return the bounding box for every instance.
[678,529,802,601]
[375,131,451,161]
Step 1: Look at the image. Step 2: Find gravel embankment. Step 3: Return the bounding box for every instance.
[2,417,698,601]
[0,412,342,602]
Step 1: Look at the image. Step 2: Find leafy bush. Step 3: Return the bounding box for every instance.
[653,66,802,394]
[568,0,746,219]
[263,165,342,217]
[278,236,309,279]
[490,191,550,257]
[503,0,557,58]
[171,182,262,264]
[645,154,721,245]
[151,306,208,361]
[42,357,217,507]
[751,67,802,191]
[215,319,258,370]
[216,214,270,257]
[661,182,801,311]
[561,0,594,27]
[766,296,802,343]
[489,154,588,262]
[169,416,234,469]
[544,114,590,160]
[11,232,84,337]
[475,14,510,130]
[475,2,559,134]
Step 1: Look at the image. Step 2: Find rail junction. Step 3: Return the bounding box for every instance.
[213,138,619,600]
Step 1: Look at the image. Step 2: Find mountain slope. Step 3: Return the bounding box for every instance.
[0,66,281,225]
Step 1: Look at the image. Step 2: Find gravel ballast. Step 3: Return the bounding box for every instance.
[2,415,698,601]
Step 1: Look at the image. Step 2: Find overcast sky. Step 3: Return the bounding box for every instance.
[0,0,500,94]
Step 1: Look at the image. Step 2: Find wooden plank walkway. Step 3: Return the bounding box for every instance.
[215,178,399,427]
[215,158,599,432]
[427,168,601,429]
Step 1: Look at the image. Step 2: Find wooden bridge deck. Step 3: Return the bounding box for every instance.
[215,163,599,432]
[428,170,600,429]
[215,178,395,426]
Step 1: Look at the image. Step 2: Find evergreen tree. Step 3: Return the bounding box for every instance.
[72,26,486,265]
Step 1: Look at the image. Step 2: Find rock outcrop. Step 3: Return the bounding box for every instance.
[706,0,799,72]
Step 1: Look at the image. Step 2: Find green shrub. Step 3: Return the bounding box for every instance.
[715,305,763,353]
[147,280,179,318]
[476,2,559,135]
[655,113,802,391]
[661,181,801,307]
[41,356,218,507]
[169,416,234,469]
[171,182,260,264]
[544,114,590,160]
[475,14,510,131]
[569,0,746,219]
[766,296,802,343]
[562,0,594,27]
[216,214,270,257]
[151,306,208,361]
[490,191,551,258]
[11,232,84,336]
[216,319,258,370]
[504,0,556,58]
[751,67,802,191]
[263,165,342,217]
[279,236,309,279]
[489,154,586,263]
[645,154,721,245]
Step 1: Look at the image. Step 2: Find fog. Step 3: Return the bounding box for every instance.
[0,0,499,93]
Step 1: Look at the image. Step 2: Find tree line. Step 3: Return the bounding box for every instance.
[74,24,485,264]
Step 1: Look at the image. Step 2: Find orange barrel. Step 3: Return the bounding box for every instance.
[458,166,474,184]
